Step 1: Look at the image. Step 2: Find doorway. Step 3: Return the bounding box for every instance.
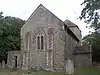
[14,56,17,68]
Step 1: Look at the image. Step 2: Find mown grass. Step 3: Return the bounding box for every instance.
[0,67,100,75]
[31,71,65,75]
[0,69,66,75]
[74,67,100,75]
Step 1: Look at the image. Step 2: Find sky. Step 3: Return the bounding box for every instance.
[0,0,92,37]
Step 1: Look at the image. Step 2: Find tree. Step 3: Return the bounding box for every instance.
[80,0,100,62]
[82,32,100,62]
[80,0,100,32]
[0,12,25,62]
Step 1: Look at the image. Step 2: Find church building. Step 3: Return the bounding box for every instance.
[7,4,91,74]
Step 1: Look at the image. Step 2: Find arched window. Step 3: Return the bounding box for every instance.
[36,35,44,50]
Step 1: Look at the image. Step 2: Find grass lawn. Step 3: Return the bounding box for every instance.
[31,71,65,75]
[0,67,100,75]
[75,67,100,75]
[0,69,65,75]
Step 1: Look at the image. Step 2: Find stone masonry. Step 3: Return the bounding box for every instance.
[7,4,91,74]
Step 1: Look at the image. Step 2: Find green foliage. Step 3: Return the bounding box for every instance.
[80,0,100,62]
[82,32,100,62]
[0,12,25,62]
[80,0,100,32]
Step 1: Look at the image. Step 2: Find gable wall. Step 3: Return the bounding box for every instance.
[21,6,64,51]
[20,5,66,71]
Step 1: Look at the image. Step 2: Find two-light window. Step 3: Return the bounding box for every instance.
[37,35,44,50]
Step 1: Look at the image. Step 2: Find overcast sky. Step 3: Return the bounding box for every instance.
[0,0,92,37]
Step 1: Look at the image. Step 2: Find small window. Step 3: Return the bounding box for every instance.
[37,35,44,50]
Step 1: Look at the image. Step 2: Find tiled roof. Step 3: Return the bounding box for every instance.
[73,44,90,54]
